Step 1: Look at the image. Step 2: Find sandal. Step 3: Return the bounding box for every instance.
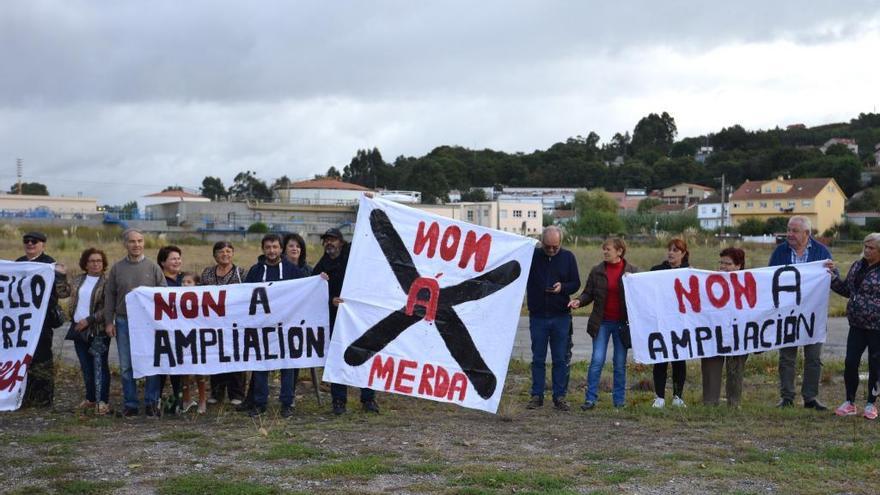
[78,400,96,410]
[96,402,111,416]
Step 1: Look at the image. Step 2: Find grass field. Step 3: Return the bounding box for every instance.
[1,226,875,494]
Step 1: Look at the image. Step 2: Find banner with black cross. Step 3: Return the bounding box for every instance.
[323,196,534,413]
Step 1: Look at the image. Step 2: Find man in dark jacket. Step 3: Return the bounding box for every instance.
[768,216,831,410]
[525,226,580,411]
[15,231,69,407]
[313,228,379,415]
[244,233,303,418]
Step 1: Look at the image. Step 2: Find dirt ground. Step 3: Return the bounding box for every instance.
[2,357,879,495]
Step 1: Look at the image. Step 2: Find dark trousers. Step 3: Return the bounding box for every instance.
[210,372,246,402]
[844,327,880,403]
[24,326,54,406]
[252,369,298,408]
[156,375,183,405]
[653,360,686,399]
[331,383,375,403]
[73,335,111,403]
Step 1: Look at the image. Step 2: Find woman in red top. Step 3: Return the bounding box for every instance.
[569,238,639,409]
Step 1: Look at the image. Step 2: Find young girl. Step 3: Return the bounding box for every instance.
[181,273,209,414]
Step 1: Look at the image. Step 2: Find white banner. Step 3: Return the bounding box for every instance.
[623,261,831,364]
[126,276,329,378]
[323,196,534,413]
[0,260,55,411]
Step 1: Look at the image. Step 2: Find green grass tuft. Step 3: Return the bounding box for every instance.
[157,474,281,495]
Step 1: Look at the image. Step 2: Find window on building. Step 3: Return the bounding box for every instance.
[788,201,795,208]
[732,203,739,208]
[802,200,812,207]
[826,200,831,207]
[500,210,508,218]
[513,210,522,217]
[760,201,768,208]
[746,202,754,208]
[774,201,782,208]
[527,211,537,218]
[764,187,771,193]
[711,207,717,213]
[776,186,783,192]
[467,211,474,221]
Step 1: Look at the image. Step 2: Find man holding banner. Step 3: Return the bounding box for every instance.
[14,231,69,407]
[244,234,304,418]
[104,229,167,418]
[769,216,831,410]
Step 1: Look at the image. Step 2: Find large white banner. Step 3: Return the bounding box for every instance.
[624,261,831,364]
[323,197,534,413]
[0,260,55,411]
[126,276,329,378]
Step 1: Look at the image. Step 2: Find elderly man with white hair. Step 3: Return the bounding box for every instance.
[525,226,580,411]
[827,233,880,420]
[768,216,832,410]
[104,229,167,418]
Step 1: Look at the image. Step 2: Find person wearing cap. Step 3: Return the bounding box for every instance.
[243,233,304,418]
[314,227,380,415]
[15,231,70,407]
[104,229,167,418]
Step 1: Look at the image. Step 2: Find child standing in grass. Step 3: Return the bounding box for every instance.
[180,272,209,414]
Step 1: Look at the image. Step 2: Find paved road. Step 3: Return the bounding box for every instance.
[54,317,850,367]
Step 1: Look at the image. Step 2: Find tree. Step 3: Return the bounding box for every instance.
[200,176,227,200]
[631,112,677,156]
[460,188,488,202]
[272,175,292,189]
[162,185,183,192]
[572,210,625,236]
[9,182,49,195]
[325,166,342,179]
[343,148,387,188]
[229,171,273,201]
[636,197,663,213]
[735,218,767,236]
[574,189,618,215]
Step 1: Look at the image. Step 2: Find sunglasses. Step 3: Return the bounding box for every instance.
[23,238,42,245]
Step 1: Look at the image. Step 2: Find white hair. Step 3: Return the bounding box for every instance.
[542,225,562,243]
[788,215,812,232]
[865,232,880,246]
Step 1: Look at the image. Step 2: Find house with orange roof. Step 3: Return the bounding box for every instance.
[729,176,846,233]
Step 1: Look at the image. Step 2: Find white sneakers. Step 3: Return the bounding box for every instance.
[652,397,665,408]
[671,396,686,408]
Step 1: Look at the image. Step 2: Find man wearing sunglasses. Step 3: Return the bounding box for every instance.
[15,231,70,407]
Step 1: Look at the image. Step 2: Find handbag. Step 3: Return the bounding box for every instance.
[64,322,92,345]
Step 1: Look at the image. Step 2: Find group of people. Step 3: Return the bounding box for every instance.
[11,214,879,420]
[15,226,377,418]
[527,217,880,420]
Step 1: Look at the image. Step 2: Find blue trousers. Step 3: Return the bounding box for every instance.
[529,315,571,399]
[252,369,298,408]
[585,321,628,406]
[73,330,111,404]
[115,317,162,409]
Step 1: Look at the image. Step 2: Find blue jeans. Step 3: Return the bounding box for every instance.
[115,317,162,409]
[331,383,375,403]
[73,330,111,404]
[585,321,628,406]
[252,369,298,408]
[529,315,571,399]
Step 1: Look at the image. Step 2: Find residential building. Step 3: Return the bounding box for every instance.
[695,146,714,164]
[607,189,646,213]
[845,211,880,228]
[375,190,422,204]
[729,176,846,233]
[696,195,731,230]
[415,200,542,236]
[497,187,579,213]
[820,138,858,155]
[659,183,714,205]
[141,190,211,221]
[0,193,98,219]
[273,178,371,205]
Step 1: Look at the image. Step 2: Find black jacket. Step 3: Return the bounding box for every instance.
[312,243,350,326]
[16,252,70,328]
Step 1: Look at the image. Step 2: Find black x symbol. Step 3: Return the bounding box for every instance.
[343,209,521,399]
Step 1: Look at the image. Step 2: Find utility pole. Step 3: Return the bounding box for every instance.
[16,158,22,194]
[719,173,726,236]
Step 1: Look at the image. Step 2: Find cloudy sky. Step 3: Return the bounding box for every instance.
[2,1,879,204]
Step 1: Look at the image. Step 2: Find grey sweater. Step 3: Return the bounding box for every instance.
[103,256,166,321]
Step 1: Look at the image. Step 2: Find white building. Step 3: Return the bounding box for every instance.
[695,146,714,163]
[697,195,731,230]
[0,193,98,218]
[376,190,422,204]
[274,179,371,205]
[497,187,580,213]
[415,200,542,236]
